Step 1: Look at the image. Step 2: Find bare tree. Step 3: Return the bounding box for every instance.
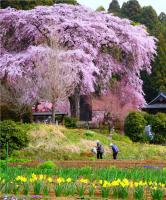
[36,41,78,123]
[0,72,37,122]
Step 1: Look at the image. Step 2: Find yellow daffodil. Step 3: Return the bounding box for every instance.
[122,178,129,186]
[80,178,89,184]
[134,182,139,187]
[39,174,44,181]
[66,178,72,183]
[57,177,65,184]
[48,177,53,183]
[149,181,152,186]
[15,176,27,183]
[102,180,111,188]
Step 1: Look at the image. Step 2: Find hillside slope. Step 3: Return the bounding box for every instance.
[15,124,166,161]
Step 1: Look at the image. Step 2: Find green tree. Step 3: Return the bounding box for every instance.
[54,0,77,5]
[139,6,159,33]
[152,34,166,92]
[121,0,141,21]
[0,0,54,10]
[96,5,105,12]
[124,112,148,142]
[158,12,166,23]
[142,33,166,102]
[108,0,120,15]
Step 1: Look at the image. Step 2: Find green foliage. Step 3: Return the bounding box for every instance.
[1,0,54,10]
[121,0,141,21]
[151,188,164,200]
[124,112,148,142]
[0,120,29,159]
[131,21,141,26]
[84,131,94,138]
[158,12,166,23]
[139,6,158,32]
[125,112,166,144]
[151,113,166,144]
[108,0,120,15]
[143,112,155,125]
[134,186,144,200]
[0,160,6,170]
[64,117,77,128]
[54,0,77,5]
[38,160,57,170]
[96,5,105,12]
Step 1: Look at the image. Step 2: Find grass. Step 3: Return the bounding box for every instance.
[7,123,166,161]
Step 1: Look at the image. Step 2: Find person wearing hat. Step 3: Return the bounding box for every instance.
[96,140,104,159]
[110,143,119,160]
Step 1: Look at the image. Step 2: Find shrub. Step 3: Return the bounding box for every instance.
[38,161,57,170]
[124,112,148,142]
[0,120,29,159]
[64,117,77,128]
[84,131,94,138]
[151,113,166,144]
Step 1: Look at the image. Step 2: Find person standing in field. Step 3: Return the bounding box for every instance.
[110,143,119,160]
[96,141,104,159]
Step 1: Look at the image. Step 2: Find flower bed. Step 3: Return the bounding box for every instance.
[0,174,165,199]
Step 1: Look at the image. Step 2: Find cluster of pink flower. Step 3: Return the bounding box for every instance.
[0,4,156,108]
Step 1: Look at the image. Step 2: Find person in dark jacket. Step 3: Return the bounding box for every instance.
[96,141,104,159]
[110,143,119,160]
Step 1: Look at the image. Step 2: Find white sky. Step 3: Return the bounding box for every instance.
[77,0,166,14]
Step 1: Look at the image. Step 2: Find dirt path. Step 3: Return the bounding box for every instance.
[9,160,166,168]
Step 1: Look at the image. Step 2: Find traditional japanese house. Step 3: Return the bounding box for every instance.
[143,92,166,114]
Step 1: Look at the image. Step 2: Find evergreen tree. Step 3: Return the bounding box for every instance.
[139,6,159,33]
[158,12,166,23]
[108,0,120,15]
[121,0,141,21]
[0,0,54,10]
[54,0,77,5]
[152,34,166,92]
[142,33,166,102]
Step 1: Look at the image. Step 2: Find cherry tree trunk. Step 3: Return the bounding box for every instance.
[69,88,80,119]
[52,101,56,123]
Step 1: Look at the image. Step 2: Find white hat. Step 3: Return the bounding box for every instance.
[96,140,100,144]
[110,143,113,146]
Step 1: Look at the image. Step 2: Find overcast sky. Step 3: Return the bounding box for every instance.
[77,0,166,15]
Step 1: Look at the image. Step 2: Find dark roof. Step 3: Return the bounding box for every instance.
[148,92,166,105]
[32,112,66,116]
[144,104,166,109]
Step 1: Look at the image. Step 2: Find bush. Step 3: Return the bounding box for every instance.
[64,117,77,128]
[84,131,94,138]
[124,112,148,142]
[151,113,166,144]
[38,161,57,170]
[0,120,29,159]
